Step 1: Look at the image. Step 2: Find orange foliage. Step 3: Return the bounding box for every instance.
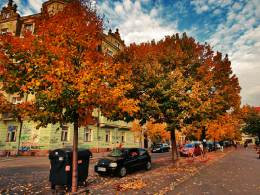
[206,112,242,141]
[0,0,138,128]
[130,119,170,143]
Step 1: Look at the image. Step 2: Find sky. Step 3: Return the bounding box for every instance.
[1,0,259,107]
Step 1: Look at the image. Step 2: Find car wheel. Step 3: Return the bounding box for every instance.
[51,184,55,190]
[161,149,163,153]
[118,167,127,178]
[146,161,151,170]
[167,148,170,152]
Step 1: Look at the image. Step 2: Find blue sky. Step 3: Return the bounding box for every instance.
[1,0,259,107]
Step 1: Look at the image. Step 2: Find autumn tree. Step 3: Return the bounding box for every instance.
[131,119,170,144]
[206,112,242,149]
[0,0,138,192]
[242,105,260,140]
[110,33,241,166]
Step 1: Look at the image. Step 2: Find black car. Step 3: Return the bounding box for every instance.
[94,148,151,177]
[151,143,170,153]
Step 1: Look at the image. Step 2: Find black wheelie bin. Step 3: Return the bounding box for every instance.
[49,148,92,189]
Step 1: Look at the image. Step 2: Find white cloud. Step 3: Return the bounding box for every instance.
[232,2,242,10]
[28,0,45,13]
[100,0,179,46]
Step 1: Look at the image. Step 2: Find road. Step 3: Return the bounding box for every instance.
[170,145,260,195]
[0,151,172,194]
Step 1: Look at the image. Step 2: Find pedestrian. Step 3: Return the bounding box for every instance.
[119,143,122,148]
[244,141,248,148]
[234,140,237,149]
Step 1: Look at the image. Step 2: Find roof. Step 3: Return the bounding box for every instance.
[254,106,260,113]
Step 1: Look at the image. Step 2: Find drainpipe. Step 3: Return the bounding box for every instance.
[97,106,100,153]
[16,119,23,156]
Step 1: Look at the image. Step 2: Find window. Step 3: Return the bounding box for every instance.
[1,29,8,35]
[84,128,92,142]
[24,24,33,32]
[61,126,69,141]
[4,13,10,19]
[121,132,126,143]
[140,149,148,156]
[12,97,23,105]
[105,131,111,142]
[6,126,18,142]
[115,41,120,49]
[107,49,113,57]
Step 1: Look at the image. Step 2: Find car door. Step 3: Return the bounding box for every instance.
[127,149,140,171]
[194,144,199,155]
[139,149,150,167]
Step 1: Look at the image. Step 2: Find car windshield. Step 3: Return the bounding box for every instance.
[184,144,194,148]
[107,149,130,157]
[155,144,163,147]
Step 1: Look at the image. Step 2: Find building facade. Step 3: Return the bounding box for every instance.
[0,0,139,157]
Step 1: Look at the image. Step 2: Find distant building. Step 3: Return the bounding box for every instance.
[0,0,138,157]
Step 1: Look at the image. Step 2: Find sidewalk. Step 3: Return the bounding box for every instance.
[0,151,111,167]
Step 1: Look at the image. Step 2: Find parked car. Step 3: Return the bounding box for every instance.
[179,143,185,149]
[216,142,221,149]
[152,143,170,153]
[191,141,203,151]
[94,148,151,177]
[225,141,232,147]
[206,142,213,152]
[180,143,202,157]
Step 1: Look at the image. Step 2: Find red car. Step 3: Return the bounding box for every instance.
[180,143,202,157]
[179,144,185,149]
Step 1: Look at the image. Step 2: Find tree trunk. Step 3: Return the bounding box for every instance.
[202,126,206,153]
[214,137,216,153]
[171,130,179,167]
[71,111,79,193]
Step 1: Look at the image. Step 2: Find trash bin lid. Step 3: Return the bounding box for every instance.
[49,148,92,159]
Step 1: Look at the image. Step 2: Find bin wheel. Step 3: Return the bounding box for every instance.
[66,185,71,192]
[118,166,127,178]
[51,184,55,190]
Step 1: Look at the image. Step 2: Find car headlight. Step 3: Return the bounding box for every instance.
[109,163,117,167]
[95,161,99,166]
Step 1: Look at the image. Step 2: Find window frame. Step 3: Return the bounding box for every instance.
[61,126,69,142]
[115,41,120,49]
[1,28,8,35]
[12,97,23,105]
[84,128,92,142]
[107,49,113,57]
[121,132,126,143]
[105,130,111,142]
[6,126,18,142]
[4,13,10,19]
[24,24,33,33]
